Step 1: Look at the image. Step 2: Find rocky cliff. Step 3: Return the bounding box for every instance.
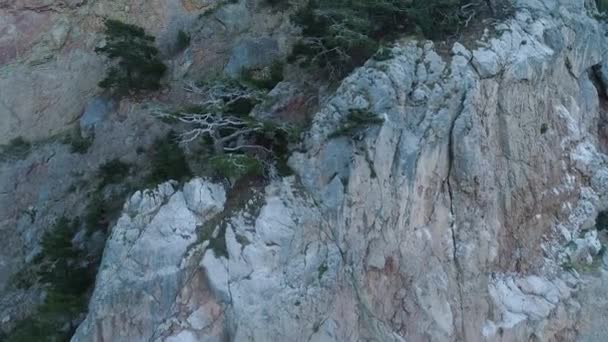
[3,0,608,341]
[0,0,295,144]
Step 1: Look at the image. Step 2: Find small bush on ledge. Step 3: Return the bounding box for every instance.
[0,137,31,162]
[209,154,264,181]
[329,109,384,138]
[176,29,191,51]
[241,61,285,90]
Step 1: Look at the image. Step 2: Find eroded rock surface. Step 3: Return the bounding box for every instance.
[2,0,608,340]
[72,179,226,341]
[71,0,608,341]
[0,0,297,144]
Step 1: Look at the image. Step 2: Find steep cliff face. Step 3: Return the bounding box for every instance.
[65,0,608,341]
[0,0,296,144]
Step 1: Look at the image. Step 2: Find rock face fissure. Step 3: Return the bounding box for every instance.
[446,92,467,341]
[2,0,603,341]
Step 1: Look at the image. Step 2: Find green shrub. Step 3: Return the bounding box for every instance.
[408,0,463,39]
[290,0,471,79]
[597,210,608,231]
[8,266,37,289]
[318,262,328,280]
[96,19,167,95]
[84,193,108,234]
[290,0,388,79]
[97,158,131,188]
[146,133,193,185]
[63,131,93,154]
[265,0,290,7]
[329,109,384,138]
[5,217,94,342]
[209,154,264,181]
[372,46,394,61]
[4,317,63,342]
[84,190,130,236]
[176,29,191,51]
[0,137,31,161]
[39,217,80,262]
[251,121,296,176]
[241,61,284,90]
[38,217,91,279]
[37,217,92,301]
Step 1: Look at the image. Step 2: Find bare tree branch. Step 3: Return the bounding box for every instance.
[152,81,275,156]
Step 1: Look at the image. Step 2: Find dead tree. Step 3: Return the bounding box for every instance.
[152,80,294,179]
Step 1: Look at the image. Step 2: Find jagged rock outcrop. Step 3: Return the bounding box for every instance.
[70,0,608,341]
[72,177,343,341]
[72,179,227,340]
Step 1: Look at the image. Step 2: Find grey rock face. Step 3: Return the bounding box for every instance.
[0,101,169,326]
[224,37,280,77]
[0,0,297,144]
[72,179,226,341]
[80,96,115,136]
[72,0,608,341]
[72,178,341,342]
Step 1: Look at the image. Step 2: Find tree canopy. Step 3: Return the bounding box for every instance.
[96,19,167,95]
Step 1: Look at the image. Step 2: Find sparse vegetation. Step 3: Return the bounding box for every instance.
[329,108,384,138]
[97,158,131,189]
[597,0,608,13]
[596,210,608,231]
[209,154,264,181]
[265,0,291,8]
[63,129,93,154]
[6,217,95,342]
[206,224,229,259]
[84,193,111,234]
[96,19,167,95]
[289,0,478,79]
[176,29,191,51]
[372,46,394,61]
[561,246,606,273]
[317,262,328,280]
[0,137,31,161]
[241,61,285,90]
[145,132,193,186]
[5,318,63,342]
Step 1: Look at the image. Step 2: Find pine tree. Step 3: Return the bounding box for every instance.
[96,19,167,94]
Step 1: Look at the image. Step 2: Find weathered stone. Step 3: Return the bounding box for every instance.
[80,96,115,136]
[472,49,501,78]
[6,0,608,341]
[182,178,226,217]
[224,37,280,77]
[72,179,226,342]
